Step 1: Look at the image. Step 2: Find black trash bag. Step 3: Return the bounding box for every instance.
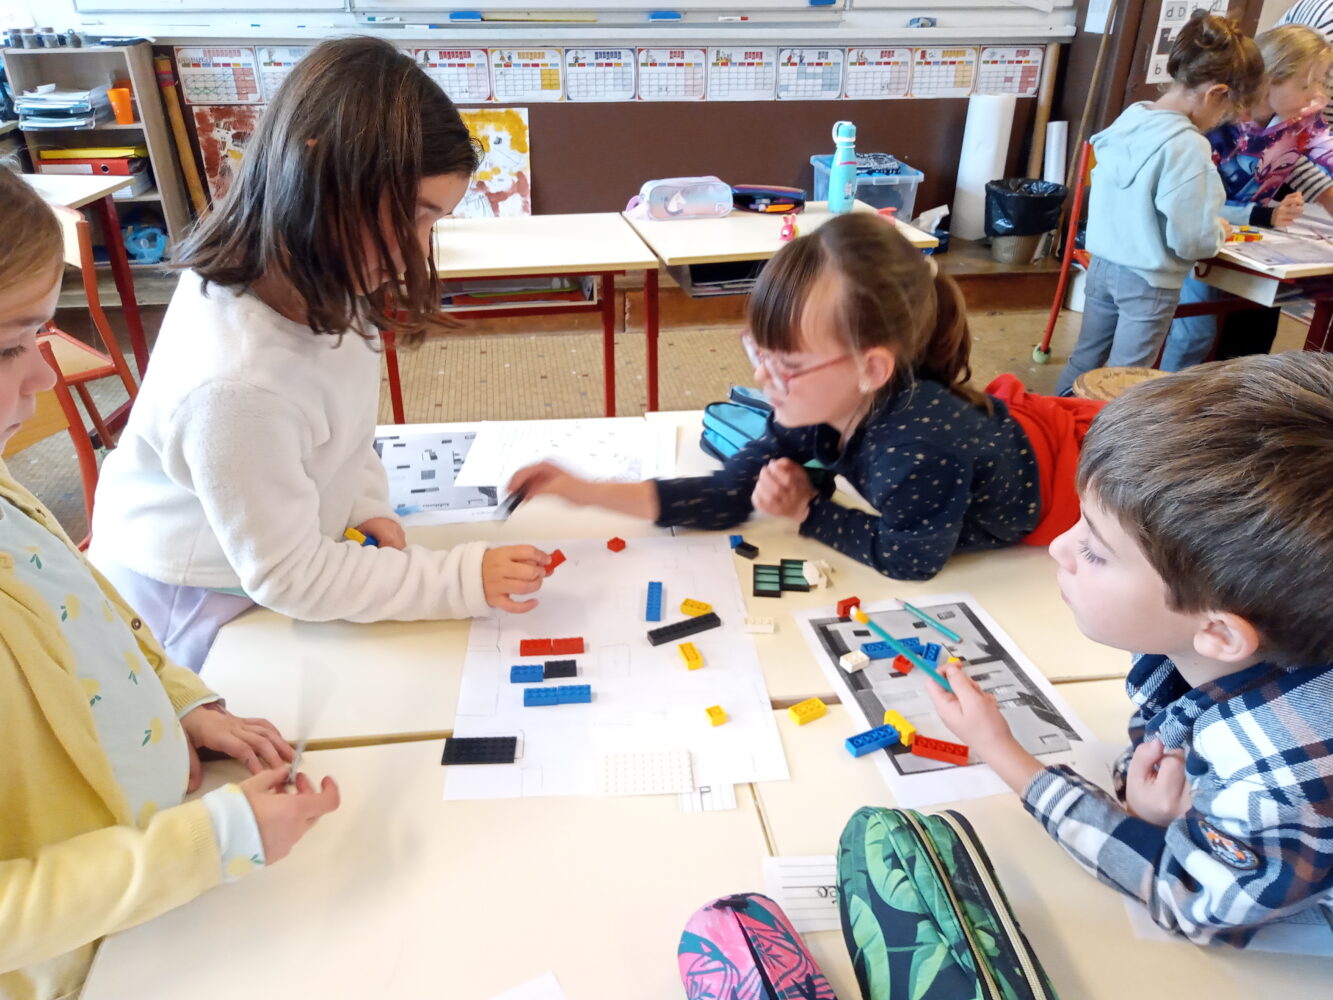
[984,178,1068,238]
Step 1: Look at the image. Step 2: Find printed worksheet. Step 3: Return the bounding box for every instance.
[490,48,564,103]
[637,48,707,101]
[777,48,845,101]
[565,48,636,103]
[707,48,778,102]
[417,48,492,103]
[844,48,912,99]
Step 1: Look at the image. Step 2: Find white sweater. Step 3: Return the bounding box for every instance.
[90,271,489,623]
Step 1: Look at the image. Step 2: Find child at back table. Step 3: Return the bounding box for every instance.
[1056,11,1264,394]
[928,353,1333,945]
[89,37,549,671]
[511,213,1104,580]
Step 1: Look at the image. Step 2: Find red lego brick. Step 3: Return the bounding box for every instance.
[892,654,914,675]
[836,596,861,619]
[545,549,567,576]
[519,638,553,656]
[911,736,969,766]
[551,637,585,654]
[607,537,627,552]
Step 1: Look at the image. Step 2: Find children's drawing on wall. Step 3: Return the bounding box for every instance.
[458,107,532,217]
[191,104,264,201]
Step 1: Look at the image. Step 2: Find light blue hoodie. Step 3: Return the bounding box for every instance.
[1086,102,1227,289]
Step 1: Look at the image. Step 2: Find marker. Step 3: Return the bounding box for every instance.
[648,10,683,19]
[851,607,952,692]
[897,598,962,643]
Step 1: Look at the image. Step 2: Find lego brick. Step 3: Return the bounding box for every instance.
[555,684,592,704]
[647,611,722,646]
[729,534,744,549]
[678,642,704,670]
[899,636,924,654]
[744,616,775,634]
[787,697,828,726]
[836,596,861,618]
[545,548,566,576]
[607,536,627,552]
[523,687,562,707]
[680,598,713,617]
[845,725,900,758]
[441,736,518,765]
[922,642,942,662]
[802,561,825,588]
[779,560,811,592]
[645,581,664,622]
[509,664,544,684]
[912,735,969,766]
[543,659,578,679]
[892,654,914,675]
[861,641,893,660]
[753,564,783,599]
[839,650,869,672]
[519,638,553,656]
[599,749,694,796]
[882,710,916,747]
[706,705,728,726]
[551,637,585,655]
[734,541,759,560]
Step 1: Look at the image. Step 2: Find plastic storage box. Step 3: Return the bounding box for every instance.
[811,154,924,219]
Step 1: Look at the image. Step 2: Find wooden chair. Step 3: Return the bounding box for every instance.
[2,341,100,549]
[39,204,139,447]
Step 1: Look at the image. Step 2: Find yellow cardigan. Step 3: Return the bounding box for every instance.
[0,463,223,999]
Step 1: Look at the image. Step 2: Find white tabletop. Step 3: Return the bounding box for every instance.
[21,172,131,209]
[625,200,939,267]
[83,740,768,1000]
[433,212,660,279]
[754,687,1333,1000]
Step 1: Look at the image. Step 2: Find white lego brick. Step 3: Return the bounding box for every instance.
[802,561,824,588]
[744,616,776,634]
[839,650,869,673]
[599,749,694,796]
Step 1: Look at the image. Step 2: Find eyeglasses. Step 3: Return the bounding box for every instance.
[742,333,851,395]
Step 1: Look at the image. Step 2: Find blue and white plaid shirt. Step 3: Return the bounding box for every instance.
[1022,653,1333,946]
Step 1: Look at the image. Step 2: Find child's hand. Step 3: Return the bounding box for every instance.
[482,545,550,613]
[923,661,1016,755]
[181,703,293,792]
[751,459,817,522]
[1274,192,1305,228]
[355,516,406,550]
[240,767,340,864]
[1124,738,1193,826]
[507,462,586,504]
[1220,218,1233,241]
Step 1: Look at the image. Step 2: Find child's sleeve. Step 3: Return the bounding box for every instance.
[160,381,490,623]
[1156,167,1227,263]
[346,444,394,529]
[1021,764,1333,946]
[0,800,222,971]
[653,427,793,530]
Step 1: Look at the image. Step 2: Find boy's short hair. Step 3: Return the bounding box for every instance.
[1077,353,1333,666]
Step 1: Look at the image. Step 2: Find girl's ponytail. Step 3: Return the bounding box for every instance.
[918,269,990,411]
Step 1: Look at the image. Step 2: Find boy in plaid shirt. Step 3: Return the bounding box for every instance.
[928,353,1333,946]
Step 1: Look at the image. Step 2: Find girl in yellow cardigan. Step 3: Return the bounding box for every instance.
[0,168,339,999]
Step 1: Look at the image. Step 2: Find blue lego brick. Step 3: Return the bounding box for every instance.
[556,684,592,704]
[729,534,743,548]
[922,642,942,662]
[510,664,544,684]
[523,687,562,707]
[861,641,893,660]
[845,724,900,758]
[646,581,664,622]
[899,636,924,654]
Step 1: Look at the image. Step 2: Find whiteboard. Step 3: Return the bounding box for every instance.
[76,0,342,11]
[352,0,844,10]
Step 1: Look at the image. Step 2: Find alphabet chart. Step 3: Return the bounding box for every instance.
[174,47,263,105]
[909,47,978,99]
[636,48,706,102]
[975,46,1043,97]
[843,48,911,99]
[1146,0,1227,84]
[776,48,845,101]
[490,48,564,103]
[565,48,637,103]
[256,46,309,101]
[706,48,778,102]
[417,48,492,103]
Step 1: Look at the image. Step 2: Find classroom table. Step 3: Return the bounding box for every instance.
[386,212,663,422]
[81,740,770,1000]
[22,173,150,378]
[754,688,1333,1000]
[1195,237,1333,353]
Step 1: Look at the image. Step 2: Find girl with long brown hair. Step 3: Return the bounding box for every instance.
[89,37,550,669]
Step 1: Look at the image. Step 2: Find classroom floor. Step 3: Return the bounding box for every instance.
[18,304,1312,543]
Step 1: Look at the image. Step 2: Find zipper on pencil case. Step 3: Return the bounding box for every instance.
[901,810,1003,1000]
[938,810,1055,1000]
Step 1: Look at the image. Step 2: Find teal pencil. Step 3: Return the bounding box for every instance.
[852,608,952,692]
[897,598,963,643]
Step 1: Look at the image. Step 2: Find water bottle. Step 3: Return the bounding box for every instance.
[827,121,858,214]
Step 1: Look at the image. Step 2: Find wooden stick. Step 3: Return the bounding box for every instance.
[1068,2,1120,192]
[154,56,209,216]
[1026,42,1063,178]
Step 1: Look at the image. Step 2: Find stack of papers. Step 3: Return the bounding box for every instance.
[16,85,109,130]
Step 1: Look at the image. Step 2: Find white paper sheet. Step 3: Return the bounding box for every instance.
[453,416,674,488]
[373,423,501,524]
[488,972,568,1000]
[1122,897,1333,955]
[952,95,1016,240]
[792,594,1096,807]
[762,855,842,932]
[445,536,790,800]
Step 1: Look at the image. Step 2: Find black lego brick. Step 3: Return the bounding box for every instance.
[442,736,518,766]
[543,659,578,679]
[734,542,759,559]
[646,611,723,646]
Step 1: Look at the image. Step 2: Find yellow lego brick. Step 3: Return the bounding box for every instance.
[882,709,916,747]
[343,527,367,545]
[706,705,728,726]
[680,598,713,617]
[679,642,704,670]
[787,697,827,726]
